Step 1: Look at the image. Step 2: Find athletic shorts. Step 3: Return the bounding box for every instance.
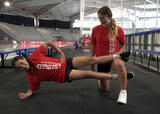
[97,62,112,73]
[65,57,74,82]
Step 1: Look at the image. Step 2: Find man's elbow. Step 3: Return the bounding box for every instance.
[47,40,52,43]
[43,40,52,48]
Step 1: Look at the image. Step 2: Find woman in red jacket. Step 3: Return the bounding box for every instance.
[90,6,134,104]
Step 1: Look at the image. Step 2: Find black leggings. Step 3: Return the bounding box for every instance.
[97,62,112,73]
[65,57,74,82]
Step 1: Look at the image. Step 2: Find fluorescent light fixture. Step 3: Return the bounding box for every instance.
[134,4,159,9]
[4,1,11,7]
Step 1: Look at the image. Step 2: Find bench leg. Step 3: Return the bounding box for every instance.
[148,54,151,70]
[141,52,143,64]
[157,55,159,71]
[1,55,4,68]
[134,52,136,64]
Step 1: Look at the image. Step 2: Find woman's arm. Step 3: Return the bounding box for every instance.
[119,44,125,54]
[43,40,65,63]
[43,40,63,55]
[18,89,33,100]
[90,44,96,57]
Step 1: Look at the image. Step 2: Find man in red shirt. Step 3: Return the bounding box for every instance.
[12,40,132,100]
[90,6,134,104]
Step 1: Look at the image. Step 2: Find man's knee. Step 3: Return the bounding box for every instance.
[98,80,110,92]
[113,60,125,70]
[99,86,110,92]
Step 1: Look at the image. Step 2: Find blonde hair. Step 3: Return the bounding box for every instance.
[109,18,118,38]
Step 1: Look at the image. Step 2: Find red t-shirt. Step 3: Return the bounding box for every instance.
[90,24,125,56]
[27,45,66,91]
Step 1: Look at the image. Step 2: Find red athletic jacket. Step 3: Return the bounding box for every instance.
[90,24,125,56]
[27,45,66,91]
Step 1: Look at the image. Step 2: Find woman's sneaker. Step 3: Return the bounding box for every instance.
[117,90,127,104]
[119,51,131,62]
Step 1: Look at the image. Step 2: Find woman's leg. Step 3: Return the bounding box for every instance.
[98,80,110,92]
[98,59,127,91]
[111,58,128,104]
[97,63,112,92]
[69,69,113,81]
[72,51,131,68]
[72,55,113,68]
[111,59,127,90]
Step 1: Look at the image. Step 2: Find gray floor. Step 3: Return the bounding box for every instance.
[0,47,160,114]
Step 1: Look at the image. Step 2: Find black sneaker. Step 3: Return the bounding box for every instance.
[119,51,131,62]
[127,71,134,79]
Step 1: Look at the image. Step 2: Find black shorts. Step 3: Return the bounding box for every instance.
[97,62,112,73]
[65,57,74,82]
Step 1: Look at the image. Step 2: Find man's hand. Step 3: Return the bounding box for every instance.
[18,93,27,100]
[18,89,33,100]
[60,53,65,63]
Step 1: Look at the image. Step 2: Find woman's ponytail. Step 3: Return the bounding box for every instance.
[109,18,118,38]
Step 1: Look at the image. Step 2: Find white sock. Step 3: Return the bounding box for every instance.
[112,74,118,79]
[121,90,127,93]
[113,54,120,59]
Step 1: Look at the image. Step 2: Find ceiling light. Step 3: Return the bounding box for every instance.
[4,1,11,7]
